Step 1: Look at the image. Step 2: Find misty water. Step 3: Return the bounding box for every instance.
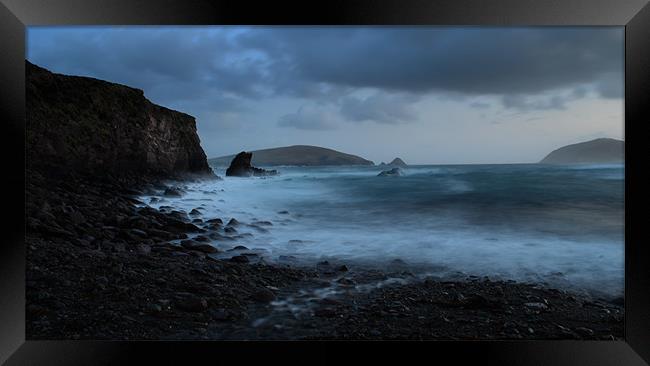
[143,163,624,298]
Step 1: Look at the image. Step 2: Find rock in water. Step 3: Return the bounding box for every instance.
[225,152,278,177]
[377,167,402,177]
[388,157,408,167]
[378,158,407,168]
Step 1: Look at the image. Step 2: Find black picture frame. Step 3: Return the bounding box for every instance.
[1,0,648,364]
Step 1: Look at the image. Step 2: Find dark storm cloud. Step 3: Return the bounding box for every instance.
[238,27,623,98]
[501,94,571,111]
[340,93,419,123]
[277,107,337,130]
[27,28,268,110]
[28,26,623,126]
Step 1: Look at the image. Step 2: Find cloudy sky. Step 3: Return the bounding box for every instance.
[27,27,624,164]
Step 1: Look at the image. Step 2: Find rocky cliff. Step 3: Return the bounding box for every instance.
[26,61,213,179]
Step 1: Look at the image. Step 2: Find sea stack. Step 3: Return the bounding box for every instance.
[379,158,408,168]
[388,158,408,167]
[226,152,278,177]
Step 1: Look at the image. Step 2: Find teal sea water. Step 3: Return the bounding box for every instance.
[145,163,625,298]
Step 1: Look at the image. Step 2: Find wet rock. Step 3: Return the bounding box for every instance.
[192,244,218,254]
[249,225,269,233]
[278,211,289,215]
[232,233,253,239]
[175,295,208,312]
[164,188,183,197]
[129,229,147,237]
[189,209,202,216]
[337,265,349,272]
[314,307,338,318]
[336,278,356,286]
[229,255,250,263]
[224,227,237,234]
[146,303,162,314]
[228,245,249,251]
[524,302,548,310]
[211,308,229,321]
[210,233,235,241]
[251,288,276,303]
[136,244,151,255]
[166,221,203,233]
[180,240,200,249]
[227,218,239,226]
[206,218,223,225]
[180,240,217,253]
[69,210,86,225]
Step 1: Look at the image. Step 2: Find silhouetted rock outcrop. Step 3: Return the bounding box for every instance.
[225,152,278,177]
[26,61,214,179]
[389,158,408,167]
[379,157,408,168]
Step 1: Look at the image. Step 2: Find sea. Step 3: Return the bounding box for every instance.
[142,163,625,299]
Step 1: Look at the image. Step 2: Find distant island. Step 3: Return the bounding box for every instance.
[539,138,624,164]
[209,145,374,166]
[379,157,408,168]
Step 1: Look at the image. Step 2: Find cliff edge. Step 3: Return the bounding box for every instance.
[26,61,213,179]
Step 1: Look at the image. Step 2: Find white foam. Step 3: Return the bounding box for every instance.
[143,167,624,297]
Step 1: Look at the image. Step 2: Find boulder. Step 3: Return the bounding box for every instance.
[164,188,183,197]
[180,240,218,253]
[251,288,276,303]
[229,255,250,263]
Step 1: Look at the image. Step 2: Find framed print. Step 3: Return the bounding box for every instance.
[1,0,648,364]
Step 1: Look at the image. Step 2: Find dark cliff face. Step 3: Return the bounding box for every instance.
[26,61,213,179]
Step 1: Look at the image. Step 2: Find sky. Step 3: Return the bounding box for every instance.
[27,26,624,164]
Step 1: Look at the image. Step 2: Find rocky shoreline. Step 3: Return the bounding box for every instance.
[25,60,623,341]
[26,169,623,340]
